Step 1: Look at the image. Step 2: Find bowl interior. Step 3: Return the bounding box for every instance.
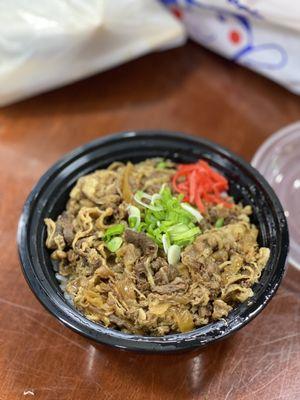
[18,131,289,352]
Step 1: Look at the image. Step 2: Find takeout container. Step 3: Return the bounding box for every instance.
[17,131,289,353]
[252,121,300,270]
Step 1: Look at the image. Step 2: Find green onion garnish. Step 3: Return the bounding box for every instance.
[134,191,163,211]
[181,203,203,223]
[128,205,141,230]
[215,218,224,228]
[104,224,125,241]
[167,245,181,265]
[171,227,201,243]
[167,223,190,235]
[162,233,170,253]
[130,186,202,255]
[156,161,167,169]
[106,237,123,252]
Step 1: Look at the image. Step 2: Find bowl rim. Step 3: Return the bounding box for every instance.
[17,130,289,352]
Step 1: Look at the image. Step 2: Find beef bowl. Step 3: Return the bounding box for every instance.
[17,131,289,353]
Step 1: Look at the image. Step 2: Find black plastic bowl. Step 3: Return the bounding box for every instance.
[18,131,289,353]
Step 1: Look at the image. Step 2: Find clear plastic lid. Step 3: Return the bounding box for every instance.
[252,122,300,270]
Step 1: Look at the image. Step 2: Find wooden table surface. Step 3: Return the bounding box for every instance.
[0,42,300,400]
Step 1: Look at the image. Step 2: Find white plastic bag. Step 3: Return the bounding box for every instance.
[162,0,300,94]
[0,0,185,106]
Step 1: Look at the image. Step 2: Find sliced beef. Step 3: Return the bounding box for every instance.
[134,257,151,292]
[124,229,158,258]
[153,257,178,285]
[59,211,74,245]
[117,243,141,269]
[212,299,232,320]
[109,314,136,332]
[153,277,186,295]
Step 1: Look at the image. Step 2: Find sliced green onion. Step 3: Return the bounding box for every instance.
[147,224,156,236]
[156,161,167,169]
[177,193,184,202]
[172,227,201,243]
[173,239,193,247]
[128,205,141,230]
[215,218,224,228]
[167,223,190,235]
[104,224,124,241]
[139,191,152,200]
[166,210,179,223]
[181,203,203,223]
[145,212,156,225]
[134,191,163,211]
[159,220,174,230]
[162,233,170,253]
[152,210,165,220]
[151,193,161,204]
[106,237,123,252]
[167,244,181,265]
[159,183,167,195]
[137,222,147,232]
[128,217,137,229]
[129,186,203,251]
[157,160,173,169]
